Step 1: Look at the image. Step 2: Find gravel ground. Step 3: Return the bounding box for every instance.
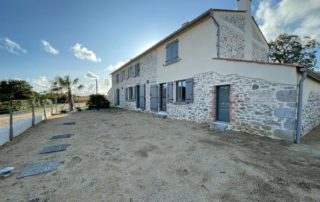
[0,110,319,202]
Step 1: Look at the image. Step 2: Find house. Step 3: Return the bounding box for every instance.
[108,0,320,142]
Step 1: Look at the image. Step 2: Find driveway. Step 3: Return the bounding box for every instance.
[0,110,319,202]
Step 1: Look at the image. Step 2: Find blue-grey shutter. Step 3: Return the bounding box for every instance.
[125,88,128,101]
[167,82,173,103]
[186,78,193,104]
[114,90,117,104]
[166,45,170,62]
[139,84,145,110]
[150,84,158,112]
[125,69,128,80]
[173,41,178,59]
[130,66,135,78]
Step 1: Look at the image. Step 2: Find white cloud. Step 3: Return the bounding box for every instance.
[33,76,51,93]
[106,61,126,71]
[255,0,320,41]
[86,71,99,80]
[71,43,101,63]
[41,40,59,55]
[0,37,27,54]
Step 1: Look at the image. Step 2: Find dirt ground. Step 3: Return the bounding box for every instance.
[0,110,319,202]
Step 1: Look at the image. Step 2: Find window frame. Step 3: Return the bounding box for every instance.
[128,86,135,101]
[134,63,140,77]
[176,80,186,103]
[115,73,120,84]
[166,39,179,65]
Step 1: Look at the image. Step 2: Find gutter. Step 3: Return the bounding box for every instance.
[210,10,220,57]
[295,67,307,144]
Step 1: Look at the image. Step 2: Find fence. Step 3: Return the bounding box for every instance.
[0,100,78,146]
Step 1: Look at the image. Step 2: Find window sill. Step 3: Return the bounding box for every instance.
[163,58,181,66]
[173,101,186,105]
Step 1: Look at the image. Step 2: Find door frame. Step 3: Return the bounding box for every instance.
[216,85,231,123]
[136,85,140,108]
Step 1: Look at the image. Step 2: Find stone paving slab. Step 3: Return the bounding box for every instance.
[63,122,76,125]
[39,144,69,154]
[50,134,73,140]
[17,160,60,179]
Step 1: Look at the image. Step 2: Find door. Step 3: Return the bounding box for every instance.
[139,84,146,110]
[136,85,140,108]
[150,84,158,112]
[160,83,167,111]
[116,89,120,106]
[216,85,230,122]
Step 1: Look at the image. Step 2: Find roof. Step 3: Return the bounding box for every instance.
[213,57,320,83]
[111,8,248,75]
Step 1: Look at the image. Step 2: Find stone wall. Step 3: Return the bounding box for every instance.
[109,51,158,111]
[302,91,320,135]
[252,41,268,62]
[166,71,297,140]
[218,12,245,32]
[219,25,245,59]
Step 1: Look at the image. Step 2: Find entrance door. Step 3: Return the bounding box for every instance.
[116,89,120,106]
[136,85,140,108]
[216,85,230,122]
[160,83,167,111]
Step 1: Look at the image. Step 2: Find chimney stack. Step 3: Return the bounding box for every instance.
[237,0,252,16]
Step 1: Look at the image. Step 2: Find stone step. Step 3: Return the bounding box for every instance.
[210,121,229,131]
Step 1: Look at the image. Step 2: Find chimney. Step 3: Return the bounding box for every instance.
[237,0,252,16]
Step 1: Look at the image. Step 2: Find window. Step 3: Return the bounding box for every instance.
[129,66,134,78]
[129,87,135,100]
[115,73,120,84]
[176,80,186,102]
[166,40,179,64]
[121,70,125,81]
[134,63,140,77]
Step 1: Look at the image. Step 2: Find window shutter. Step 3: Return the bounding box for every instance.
[139,84,146,110]
[130,66,135,78]
[150,84,158,112]
[173,41,178,59]
[185,78,193,104]
[125,88,128,101]
[167,82,174,103]
[166,46,170,62]
[132,87,135,100]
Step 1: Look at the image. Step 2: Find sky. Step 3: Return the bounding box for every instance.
[0,0,319,95]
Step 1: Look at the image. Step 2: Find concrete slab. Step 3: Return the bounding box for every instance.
[17,160,59,179]
[39,144,69,154]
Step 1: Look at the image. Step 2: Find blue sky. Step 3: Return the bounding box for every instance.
[0,0,319,94]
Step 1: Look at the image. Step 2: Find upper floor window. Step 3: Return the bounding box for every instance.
[166,40,179,64]
[135,63,140,77]
[115,73,120,84]
[121,70,125,81]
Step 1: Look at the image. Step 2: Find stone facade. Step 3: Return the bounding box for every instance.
[218,12,245,32]
[252,41,268,62]
[219,25,245,59]
[109,51,158,111]
[166,71,297,140]
[302,91,320,135]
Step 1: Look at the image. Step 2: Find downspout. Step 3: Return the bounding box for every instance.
[210,10,220,58]
[295,67,307,144]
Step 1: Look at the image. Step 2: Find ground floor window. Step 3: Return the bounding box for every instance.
[129,87,134,100]
[176,80,186,102]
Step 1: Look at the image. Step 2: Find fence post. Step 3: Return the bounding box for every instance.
[32,102,35,126]
[9,101,13,141]
[43,102,47,120]
[51,102,53,116]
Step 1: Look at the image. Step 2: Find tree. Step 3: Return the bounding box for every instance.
[269,34,319,69]
[0,80,34,101]
[52,76,84,111]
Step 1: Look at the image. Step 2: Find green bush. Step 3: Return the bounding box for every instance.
[87,94,110,110]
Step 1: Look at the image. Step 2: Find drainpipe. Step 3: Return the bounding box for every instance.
[296,67,307,144]
[210,10,220,58]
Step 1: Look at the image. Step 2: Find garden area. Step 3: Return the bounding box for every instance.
[0,110,319,201]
